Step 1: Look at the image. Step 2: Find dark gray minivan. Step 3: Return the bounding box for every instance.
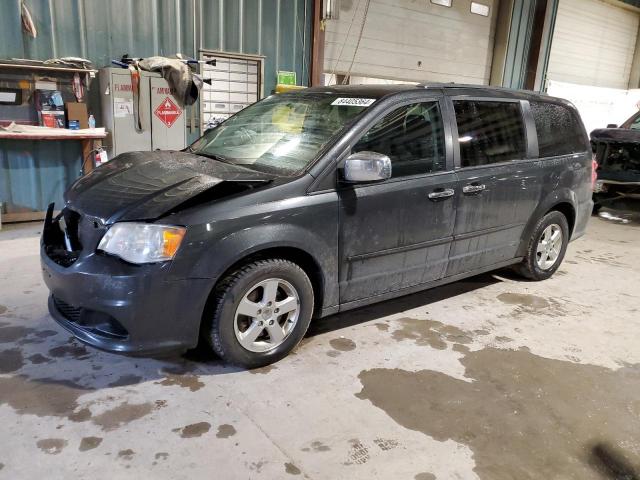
[41,84,594,367]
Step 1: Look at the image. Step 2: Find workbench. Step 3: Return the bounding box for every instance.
[0,130,106,224]
[0,60,102,226]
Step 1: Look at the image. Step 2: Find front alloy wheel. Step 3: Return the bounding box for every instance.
[203,258,314,368]
[234,278,300,353]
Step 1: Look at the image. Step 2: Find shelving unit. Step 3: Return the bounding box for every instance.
[0,60,99,224]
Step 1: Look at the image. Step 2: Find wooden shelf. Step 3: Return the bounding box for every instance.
[1,211,56,224]
[0,131,106,141]
[0,62,97,75]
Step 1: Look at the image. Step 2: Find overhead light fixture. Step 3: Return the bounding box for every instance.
[431,0,452,6]
[471,2,490,16]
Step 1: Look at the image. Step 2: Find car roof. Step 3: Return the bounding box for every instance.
[303,82,570,105]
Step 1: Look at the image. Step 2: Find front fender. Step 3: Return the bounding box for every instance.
[172,194,340,310]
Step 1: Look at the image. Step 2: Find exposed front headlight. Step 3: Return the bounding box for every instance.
[97,223,186,264]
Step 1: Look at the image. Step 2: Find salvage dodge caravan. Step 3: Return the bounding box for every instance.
[41,84,593,367]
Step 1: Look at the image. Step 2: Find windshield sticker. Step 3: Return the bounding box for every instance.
[331,97,376,107]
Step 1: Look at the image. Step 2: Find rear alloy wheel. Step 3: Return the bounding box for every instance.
[535,224,563,270]
[203,259,314,368]
[516,211,569,281]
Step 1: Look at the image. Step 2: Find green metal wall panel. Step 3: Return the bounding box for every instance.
[502,0,537,89]
[243,0,263,55]
[224,0,242,52]
[0,0,311,215]
[501,0,560,91]
[0,140,80,215]
[536,0,559,92]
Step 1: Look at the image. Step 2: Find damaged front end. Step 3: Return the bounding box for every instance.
[591,128,640,211]
[39,150,280,354]
[43,154,272,267]
[64,150,273,225]
[42,203,83,268]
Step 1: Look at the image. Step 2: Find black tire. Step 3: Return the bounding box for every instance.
[592,203,602,215]
[515,211,569,281]
[202,259,314,368]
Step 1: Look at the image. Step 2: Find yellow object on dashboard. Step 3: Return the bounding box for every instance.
[275,84,306,93]
[271,103,307,134]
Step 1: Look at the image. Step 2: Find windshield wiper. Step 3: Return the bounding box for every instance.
[192,151,230,164]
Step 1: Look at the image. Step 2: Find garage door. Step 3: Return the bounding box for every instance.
[324,0,497,85]
[547,0,639,89]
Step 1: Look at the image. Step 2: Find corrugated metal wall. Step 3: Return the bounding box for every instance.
[0,0,311,216]
[501,0,537,89]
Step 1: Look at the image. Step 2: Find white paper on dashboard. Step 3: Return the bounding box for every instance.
[331,98,376,107]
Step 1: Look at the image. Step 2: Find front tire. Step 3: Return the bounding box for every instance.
[515,211,569,281]
[202,259,314,368]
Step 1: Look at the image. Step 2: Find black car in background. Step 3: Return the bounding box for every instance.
[41,84,594,367]
[591,111,640,213]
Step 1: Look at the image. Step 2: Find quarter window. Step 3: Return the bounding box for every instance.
[454,100,526,167]
[530,101,587,157]
[353,102,446,177]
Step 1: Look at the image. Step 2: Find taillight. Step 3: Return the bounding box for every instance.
[591,155,598,190]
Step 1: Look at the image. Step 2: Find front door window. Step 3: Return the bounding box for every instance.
[353,101,446,177]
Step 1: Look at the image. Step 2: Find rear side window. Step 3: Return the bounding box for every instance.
[353,101,446,177]
[530,101,587,157]
[454,100,526,167]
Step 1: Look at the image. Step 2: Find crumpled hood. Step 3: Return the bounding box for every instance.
[65,150,272,224]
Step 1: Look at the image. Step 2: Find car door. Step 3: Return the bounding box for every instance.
[337,97,458,304]
[446,97,542,276]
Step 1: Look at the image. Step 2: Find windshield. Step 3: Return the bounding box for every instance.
[622,111,640,130]
[189,93,375,175]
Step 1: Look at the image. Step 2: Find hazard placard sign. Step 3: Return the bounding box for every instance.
[154,97,182,128]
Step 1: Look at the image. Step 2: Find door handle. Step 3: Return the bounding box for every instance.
[428,188,455,200]
[462,183,486,194]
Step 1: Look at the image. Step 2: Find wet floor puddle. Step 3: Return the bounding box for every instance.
[390,317,473,350]
[357,347,640,479]
[79,436,103,452]
[0,374,162,431]
[216,424,237,439]
[496,292,571,318]
[36,438,67,455]
[497,292,550,310]
[173,422,211,438]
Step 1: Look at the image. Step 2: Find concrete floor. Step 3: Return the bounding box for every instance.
[0,209,639,480]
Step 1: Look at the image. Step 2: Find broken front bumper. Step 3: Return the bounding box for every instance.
[42,249,212,355]
[593,179,640,205]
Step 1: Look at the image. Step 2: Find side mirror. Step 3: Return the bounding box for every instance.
[607,123,618,128]
[343,151,392,183]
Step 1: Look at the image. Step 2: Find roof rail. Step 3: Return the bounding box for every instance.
[418,82,505,90]
[417,82,554,98]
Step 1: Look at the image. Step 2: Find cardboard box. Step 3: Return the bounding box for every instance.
[65,102,88,129]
